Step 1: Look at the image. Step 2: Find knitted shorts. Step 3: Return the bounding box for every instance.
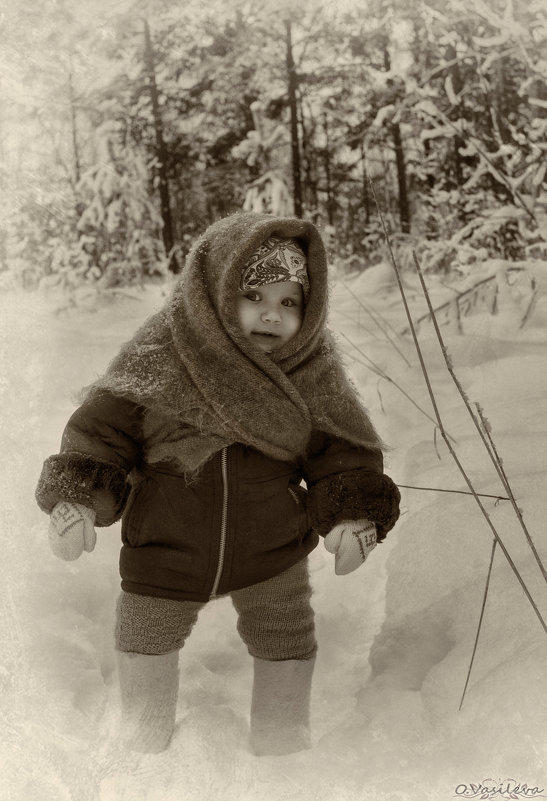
[115,558,317,661]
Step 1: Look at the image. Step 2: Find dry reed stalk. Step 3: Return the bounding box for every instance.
[338,331,442,432]
[412,252,547,584]
[368,177,547,637]
[336,307,382,341]
[398,484,509,502]
[459,539,498,710]
[341,280,412,367]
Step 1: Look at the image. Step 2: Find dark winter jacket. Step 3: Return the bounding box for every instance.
[36,390,398,602]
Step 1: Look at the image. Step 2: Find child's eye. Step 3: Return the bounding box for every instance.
[245,291,261,302]
[282,297,299,307]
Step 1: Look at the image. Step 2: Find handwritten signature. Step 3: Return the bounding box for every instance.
[455,780,545,799]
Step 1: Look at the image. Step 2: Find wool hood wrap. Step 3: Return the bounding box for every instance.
[83,212,384,474]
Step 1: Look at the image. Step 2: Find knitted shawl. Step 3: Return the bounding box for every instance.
[83,212,384,474]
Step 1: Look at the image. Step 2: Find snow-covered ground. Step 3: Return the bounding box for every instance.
[2,261,546,801]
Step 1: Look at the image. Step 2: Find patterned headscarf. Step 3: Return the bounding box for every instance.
[240,235,310,299]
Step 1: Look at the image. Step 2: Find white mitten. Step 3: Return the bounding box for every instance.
[48,502,97,561]
[324,519,377,575]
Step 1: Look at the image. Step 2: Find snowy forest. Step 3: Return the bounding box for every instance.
[2,0,546,290]
[2,1,547,800]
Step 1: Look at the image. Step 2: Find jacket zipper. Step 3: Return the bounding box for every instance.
[210,447,229,599]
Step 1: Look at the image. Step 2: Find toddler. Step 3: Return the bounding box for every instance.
[36,212,400,755]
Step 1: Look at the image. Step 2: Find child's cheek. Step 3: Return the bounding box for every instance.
[236,300,255,336]
[287,313,303,340]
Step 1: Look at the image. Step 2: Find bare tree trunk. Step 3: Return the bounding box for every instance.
[285,20,302,218]
[382,46,411,234]
[360,141,370,226]
[323,113,334,225]
[68,70,81,187]
[444,44,466,193]
[299,106,318,214]
[391,122,410,234]
[143,18,180,273]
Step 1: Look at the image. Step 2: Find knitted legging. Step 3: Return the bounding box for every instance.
[115,558,317,660]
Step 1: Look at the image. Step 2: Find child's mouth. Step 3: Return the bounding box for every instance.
[251,331,281,352]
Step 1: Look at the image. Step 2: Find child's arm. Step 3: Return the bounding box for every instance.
[36,390,144,528]
[302,431,400,545]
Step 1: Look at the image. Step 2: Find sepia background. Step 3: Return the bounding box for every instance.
[1,0,546,799]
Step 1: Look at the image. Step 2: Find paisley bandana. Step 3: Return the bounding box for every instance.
[240,235,310,298]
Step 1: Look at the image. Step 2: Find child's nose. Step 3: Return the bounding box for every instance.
[261,306,281,323]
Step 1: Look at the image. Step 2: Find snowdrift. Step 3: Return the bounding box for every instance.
[1,263,546,801]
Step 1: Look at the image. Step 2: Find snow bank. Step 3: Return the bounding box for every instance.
[1,267,546,801]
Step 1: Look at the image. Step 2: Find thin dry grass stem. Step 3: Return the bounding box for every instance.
[338,331,442,431]
[375,378,386,414]
[399,484,509,502]
[459,539,498,711]
[475,403,547,583]
[412,251,547,584]
[345,351,383,380]
[519,288,538,329]
[337,307,381,340]
[344,349,382,378]
[341,281,412,367]
[433,427,441,460]
[343,281,403,341]
[368,177,547,637]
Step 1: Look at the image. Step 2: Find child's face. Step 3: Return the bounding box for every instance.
[236,280,304,354]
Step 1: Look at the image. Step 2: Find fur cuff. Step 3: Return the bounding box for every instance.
[307,469,400,542]
[35,452,130,527]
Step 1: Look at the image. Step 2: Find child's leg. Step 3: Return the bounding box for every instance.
[115,592,204,753]
[231,559,317,755]
[116,650,179,753]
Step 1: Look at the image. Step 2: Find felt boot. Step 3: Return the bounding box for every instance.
[250,655,315,756]
[117,650,179,753]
